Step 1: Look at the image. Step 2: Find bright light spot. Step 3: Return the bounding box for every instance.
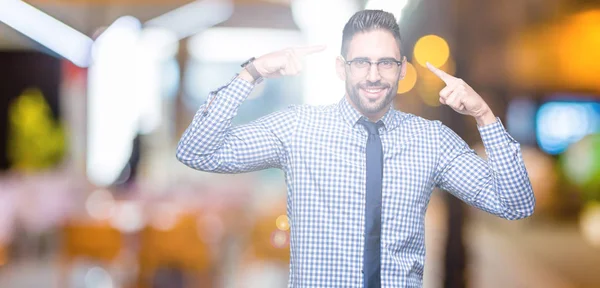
[84,267,113,288]
[88,16,176,186]
[109,201,144,233]
[365,0,409,22]
[86,189,116,220]
[397,62,417,94]
[414,35,450,68]
[275,215,290,231]
[270,230,289,248]
[0,0,93,67]
[536,102,600,155]
[87,16,142,187]
[137,27,179,61]
[291,0,360,106]
[92,16,142,63]
[580,202,600,248]
[188,28,304,63]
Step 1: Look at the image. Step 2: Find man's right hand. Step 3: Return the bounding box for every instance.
[239,45,326,82]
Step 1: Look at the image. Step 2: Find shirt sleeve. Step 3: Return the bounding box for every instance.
[176,75,298,173]
[434,119,536,220]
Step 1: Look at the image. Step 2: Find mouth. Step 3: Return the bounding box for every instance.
[360,87,388,100]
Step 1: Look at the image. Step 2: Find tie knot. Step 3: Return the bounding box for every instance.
[358,118,383,135]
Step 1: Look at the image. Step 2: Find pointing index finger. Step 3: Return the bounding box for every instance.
[294,45,327,57]
[426,62,455,85]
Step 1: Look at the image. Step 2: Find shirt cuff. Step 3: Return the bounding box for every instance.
[215,74,255,100]
[477,117,518,148]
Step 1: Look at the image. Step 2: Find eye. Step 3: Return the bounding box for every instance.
[353,60,369,68]
[379,60,395,69]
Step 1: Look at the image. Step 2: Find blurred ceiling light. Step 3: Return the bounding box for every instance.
[0,0,93,67]
[87,16,142,187]
[188,27,303,62]
[145,0,233,40]
[138,27,179,61]
[365,0,409,22]
[290,0,359,106]
[92,16,142,63]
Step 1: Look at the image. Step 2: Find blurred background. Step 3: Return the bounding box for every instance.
[0,0,600,287]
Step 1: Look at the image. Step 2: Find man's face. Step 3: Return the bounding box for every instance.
[337,30,406,119]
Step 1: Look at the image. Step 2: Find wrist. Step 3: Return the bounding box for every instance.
[238,68,257,84]
[240,57,263,84]
[475,108,497,126]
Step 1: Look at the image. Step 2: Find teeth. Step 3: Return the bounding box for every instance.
[365,88,383,93]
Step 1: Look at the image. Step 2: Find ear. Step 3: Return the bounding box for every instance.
[399,56,408,80]
[335,56,347,81]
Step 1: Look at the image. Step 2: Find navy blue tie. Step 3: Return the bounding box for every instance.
[358,118,384,288]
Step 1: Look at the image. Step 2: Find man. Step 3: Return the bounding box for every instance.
[177,9,535,288]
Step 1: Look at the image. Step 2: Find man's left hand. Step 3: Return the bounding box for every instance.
[426,62,497,126]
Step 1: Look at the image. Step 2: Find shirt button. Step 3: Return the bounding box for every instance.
[361,270,364,274]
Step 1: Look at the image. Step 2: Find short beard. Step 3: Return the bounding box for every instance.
[346,78,398,116]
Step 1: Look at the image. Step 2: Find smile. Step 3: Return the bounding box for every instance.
[360,87,388,99]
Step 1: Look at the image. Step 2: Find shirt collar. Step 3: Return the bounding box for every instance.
[338,96,404,132]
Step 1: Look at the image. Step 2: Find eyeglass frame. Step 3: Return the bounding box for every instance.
[342,56,406,77]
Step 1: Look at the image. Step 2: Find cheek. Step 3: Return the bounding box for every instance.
[346,76,362,88]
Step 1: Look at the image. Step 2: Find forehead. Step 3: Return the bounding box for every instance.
[346,29,401,60]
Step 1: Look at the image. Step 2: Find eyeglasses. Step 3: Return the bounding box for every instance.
[344,57,403,78]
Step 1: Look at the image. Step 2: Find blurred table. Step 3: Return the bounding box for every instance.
[466,213,600,288]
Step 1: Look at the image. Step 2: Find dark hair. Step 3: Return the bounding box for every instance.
[341,10,402,58]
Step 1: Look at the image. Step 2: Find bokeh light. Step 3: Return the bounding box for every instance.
[397,62,417,94]
[580,202,600,248]
[275,215,290,231]
[413,35,450,68]
[150,203,180,231]
[415,57,455,107]
[109,201,144,233]
[85,189,116,220]
[84,266,114,288]
[270,230,289,249]
[561,134,600,200]
[537,101,600,155]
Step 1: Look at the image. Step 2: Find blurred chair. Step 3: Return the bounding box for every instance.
[248,214,290,263]
[235,207,290,288]
[59,220,124,287]
[137,212,213,288]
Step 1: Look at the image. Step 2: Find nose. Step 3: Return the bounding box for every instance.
[366,63,381,82]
